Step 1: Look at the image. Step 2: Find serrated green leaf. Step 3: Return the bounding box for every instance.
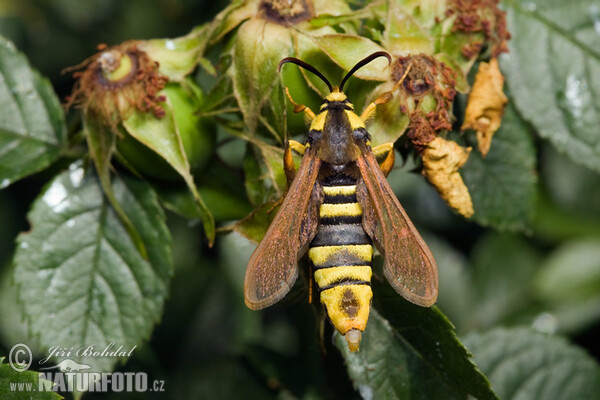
[0,36,67,188]
[13,166,172,375]
[461,103,537,231]
[0,357,62,399]
[463,328,600,400]
[502,0,600,172]
[336,280,497,400]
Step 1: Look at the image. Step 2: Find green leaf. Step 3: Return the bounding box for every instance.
[535,238,600,304]
[243,143,270,206]
[314,34,388,81]
[382,3,434,56]
[122,95,215,245]
[85,115,148,259]
[0,36,67,188]
[336,280,498,400]
[13,165,172,375]
[460,103,537,231]
[156,182,251,222]
[463,328,600,400]
[231,18,292,134]
[502,0,600,172]
[138,31,202,81]
[232,202,279,243]
[532,238,600,333]
[469,233,542,329]
[366,84,410,146]
[0,357,62,399]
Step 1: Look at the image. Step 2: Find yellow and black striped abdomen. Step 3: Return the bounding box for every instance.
[308,180,373,344]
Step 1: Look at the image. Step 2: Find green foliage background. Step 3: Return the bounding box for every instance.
[0,0,600,399]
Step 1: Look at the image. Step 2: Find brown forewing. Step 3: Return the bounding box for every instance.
[244,148,322,310]
[356,147,438,306]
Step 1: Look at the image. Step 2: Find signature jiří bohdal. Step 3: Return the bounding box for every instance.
[40,343,136,365]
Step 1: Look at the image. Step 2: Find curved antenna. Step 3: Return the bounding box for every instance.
[339,51,392,92]
[279,57,333,92]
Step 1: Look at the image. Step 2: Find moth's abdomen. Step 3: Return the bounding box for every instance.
[308,182,373,351]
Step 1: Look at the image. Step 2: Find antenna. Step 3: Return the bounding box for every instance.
[279,57,333,92]
[339,51,391,91]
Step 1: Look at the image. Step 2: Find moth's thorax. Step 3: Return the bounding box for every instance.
[308,92,367,165]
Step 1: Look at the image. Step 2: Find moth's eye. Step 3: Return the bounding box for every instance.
[353,128,370,142]
[307,130,322,144]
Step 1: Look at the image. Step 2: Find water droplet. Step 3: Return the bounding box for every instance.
[20,242,29,249]
[565,75,585,119]
[68,164,85,187]
[42,181,69,212]
[50,313,56,319]
[66,219,76,228]
[532,312,557,334]
[591,5,600,33]
[0,179,10,189]
[358,384,373,400]
[165,40,176,50]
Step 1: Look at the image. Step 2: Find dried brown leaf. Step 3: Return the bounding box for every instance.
[461,58,507,156]
[422,137,474,218]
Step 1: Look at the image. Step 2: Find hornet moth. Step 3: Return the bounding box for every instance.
[244,52,438,352]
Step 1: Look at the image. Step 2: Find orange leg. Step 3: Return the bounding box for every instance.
[372,143,395,177]
[285,87,316,120]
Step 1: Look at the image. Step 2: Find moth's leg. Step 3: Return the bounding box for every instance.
[360,63,412,122]
[285,87,316,120]
[284,139,306,184]
[372,142,395,177]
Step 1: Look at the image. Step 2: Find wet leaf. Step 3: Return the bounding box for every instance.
[463,328,600,400]
[461,103,537,231]
[13,166,172,374]
[502,0,600,172]
[336,284,498,400]
[0,36,67,188]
